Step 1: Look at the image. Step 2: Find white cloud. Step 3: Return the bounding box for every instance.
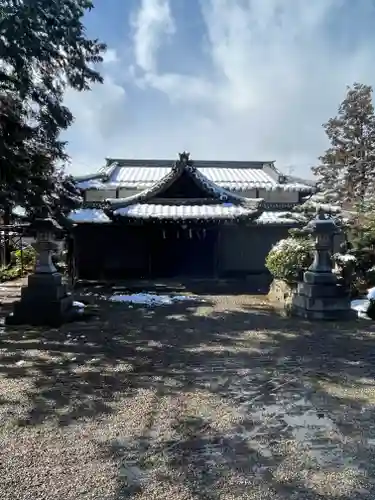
[132,0,175,73]
[63,74,127,172]
[102,48,119,65]
[65,0,375,178]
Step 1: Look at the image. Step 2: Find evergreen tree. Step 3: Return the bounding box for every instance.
[312,83,375,207]
[0,0,106,215]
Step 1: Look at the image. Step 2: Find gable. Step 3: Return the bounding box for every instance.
[154,168,217,199]
[107,155,249,213]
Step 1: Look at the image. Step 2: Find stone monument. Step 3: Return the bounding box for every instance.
[6,211,79,326]
[291,208,355,320]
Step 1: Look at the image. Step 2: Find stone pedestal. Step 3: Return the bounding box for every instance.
[5,213,78,327]
[268,279,296,315]
[291,280,354,320]
[291,209,355,321]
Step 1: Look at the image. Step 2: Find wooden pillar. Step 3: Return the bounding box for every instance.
[67,233,76,286]
[214,225,221,278]
[2,204,11,266]
[148,246,152,278]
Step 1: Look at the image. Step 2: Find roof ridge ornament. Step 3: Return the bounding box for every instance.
[178,151,194,169]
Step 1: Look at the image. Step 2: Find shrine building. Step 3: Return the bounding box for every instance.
[68,153,315,284]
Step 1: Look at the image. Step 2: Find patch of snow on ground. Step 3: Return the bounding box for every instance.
[283,406,334,441]
[250,396,344,467]
[108,293,198,306]
[73,300,85,314]
[351,299,371,319]
[350,287,375,319]
[283,405,346,466]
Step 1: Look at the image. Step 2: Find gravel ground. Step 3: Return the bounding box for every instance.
[1,282,375,499]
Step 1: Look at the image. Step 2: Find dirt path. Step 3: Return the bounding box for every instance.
[0,286,374,499]
[0,277,27,305]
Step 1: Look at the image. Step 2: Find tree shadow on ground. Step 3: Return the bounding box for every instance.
[102,413,371,500]
[1,285,375,498]
[74,274,272,297]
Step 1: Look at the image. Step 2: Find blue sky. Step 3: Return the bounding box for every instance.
[63,0,375,178]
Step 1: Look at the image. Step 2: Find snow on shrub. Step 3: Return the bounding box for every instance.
[265,237,314,282]
[333,253,356,263]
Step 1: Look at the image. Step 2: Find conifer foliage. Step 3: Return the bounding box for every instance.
[312,82,375,207]
[0,0,106,217]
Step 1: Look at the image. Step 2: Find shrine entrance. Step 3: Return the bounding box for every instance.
[149,224,218,278]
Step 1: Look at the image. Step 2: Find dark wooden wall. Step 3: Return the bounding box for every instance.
[217,225,293,278]
[72,222,297,282]
[73,224,149,280]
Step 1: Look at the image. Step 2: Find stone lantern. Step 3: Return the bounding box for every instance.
[304,209,338,283]
[291,208,355,320]
[6,211,76,326]
[32,215,62,274]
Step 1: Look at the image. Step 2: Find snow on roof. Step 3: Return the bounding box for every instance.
[68,208,111,223]
[113,203,252,220]
[75,163,313,193]
[255,211,299,225]
[67,207,300,225]
[111,167,312,192]
[75,179,109,190]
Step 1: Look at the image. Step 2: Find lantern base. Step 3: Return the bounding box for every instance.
[291,279,356,321]
[5,271,81,327]
[303,270,337,285]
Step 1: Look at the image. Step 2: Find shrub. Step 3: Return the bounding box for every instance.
[332,252,357,295]
[0,245,37,283]
[265,236,314,283]
[346,210,375,291]
[12,245,36,269]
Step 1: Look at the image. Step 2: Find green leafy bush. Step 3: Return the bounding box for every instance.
[0,245,36,283]
[11,245,36,268]
[0,265,22,281]
[265,236,314,282]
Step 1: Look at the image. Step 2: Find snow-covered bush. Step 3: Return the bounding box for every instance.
[333,253,356,264]
[265,188,343,284]
[367,266,375,285]
[265,237,314,282]
[346,208,375,294]
[367,286,375,316]
[333,252,357,291]
[265,183,375,292]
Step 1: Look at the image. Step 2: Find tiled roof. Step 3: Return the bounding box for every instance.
[255,211,298,225]
[113,203,253,220]
[286,174,316,188]
[75,164,313,193]
[105,159,272,169]
[107,160,249,209]
[67,207,300,225]
[110,166,287,191]
[75,179,110,190]
[199,168,277,191]
[114,166,170,184]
